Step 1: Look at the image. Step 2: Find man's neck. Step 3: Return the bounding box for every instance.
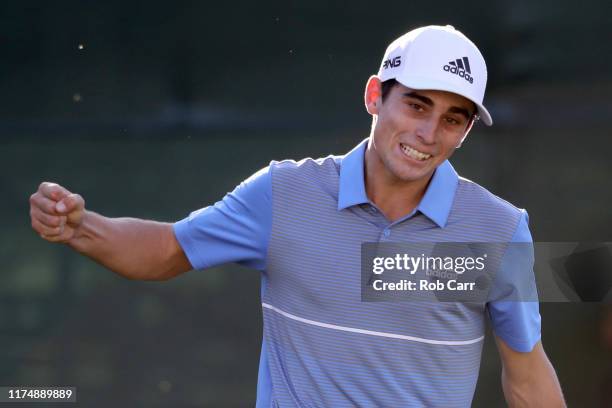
[364,150,434,223]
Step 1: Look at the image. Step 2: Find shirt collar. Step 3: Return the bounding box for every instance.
[338,138,370,210]
[337,138,458,228]
[417,160,458,228]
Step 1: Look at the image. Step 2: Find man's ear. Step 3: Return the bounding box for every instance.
[364,75,383,115]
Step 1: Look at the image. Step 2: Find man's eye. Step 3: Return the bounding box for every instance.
[445,117,461,125]
[409,103,424,111]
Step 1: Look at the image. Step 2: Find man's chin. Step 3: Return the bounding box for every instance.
[392,169,435,184]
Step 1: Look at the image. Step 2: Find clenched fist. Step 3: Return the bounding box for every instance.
[29,182,86,243]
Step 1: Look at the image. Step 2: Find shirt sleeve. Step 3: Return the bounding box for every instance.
[172,165,272,271]
[487,210,542,352]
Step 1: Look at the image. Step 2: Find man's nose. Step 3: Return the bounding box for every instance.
[415,117,438,144]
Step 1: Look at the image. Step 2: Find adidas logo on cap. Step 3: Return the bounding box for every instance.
[443,57,474,84]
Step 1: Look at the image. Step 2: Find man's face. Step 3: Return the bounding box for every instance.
[365,78,476,184]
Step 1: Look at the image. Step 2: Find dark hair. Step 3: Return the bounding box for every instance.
[381,79,399,103]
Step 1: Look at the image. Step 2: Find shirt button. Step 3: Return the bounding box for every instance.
[383,229,390,237]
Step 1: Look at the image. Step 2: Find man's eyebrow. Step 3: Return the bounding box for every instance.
[448,106,472,120]
[403,92,433,106]
[404,91,474,120]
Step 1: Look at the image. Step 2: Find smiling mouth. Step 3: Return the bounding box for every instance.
[400,143,432,161]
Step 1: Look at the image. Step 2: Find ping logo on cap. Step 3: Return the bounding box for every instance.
[382,56,401,69]
[443,57,473,84]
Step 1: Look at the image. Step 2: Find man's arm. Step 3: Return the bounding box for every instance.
[496,336,565,407]
[30,182,192,281]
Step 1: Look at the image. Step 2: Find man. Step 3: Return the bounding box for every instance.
[30,25,565,406]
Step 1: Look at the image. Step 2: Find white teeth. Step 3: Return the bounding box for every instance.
[400,143,431,161]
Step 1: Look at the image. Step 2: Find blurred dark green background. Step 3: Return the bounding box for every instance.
[1,1,611,407]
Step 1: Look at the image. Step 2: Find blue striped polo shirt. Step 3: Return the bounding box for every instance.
[174,138,541,407]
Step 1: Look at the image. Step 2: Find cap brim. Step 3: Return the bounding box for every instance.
[394,77,493,126]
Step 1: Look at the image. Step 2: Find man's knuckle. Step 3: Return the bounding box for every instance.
[48,233,65,243]
[44,227,58,236]
[48,216,59,227]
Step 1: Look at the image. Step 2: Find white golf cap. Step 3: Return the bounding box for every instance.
[377,25,492,126]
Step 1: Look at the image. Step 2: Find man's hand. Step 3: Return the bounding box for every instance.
[29,182,85,243]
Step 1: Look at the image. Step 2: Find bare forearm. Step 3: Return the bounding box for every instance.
[30,182,192,280]
[502,370,565,407]
[501,345,565,407]
[68,210,189,280]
